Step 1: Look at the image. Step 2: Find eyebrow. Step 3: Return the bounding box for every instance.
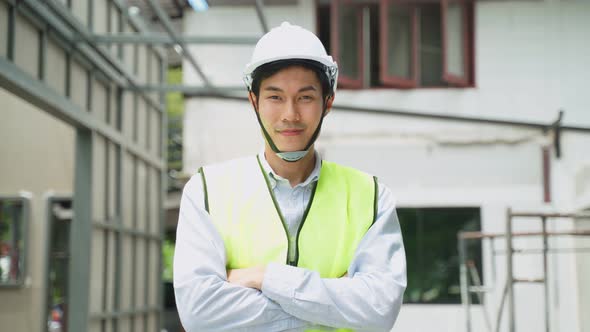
[263,85,318,93]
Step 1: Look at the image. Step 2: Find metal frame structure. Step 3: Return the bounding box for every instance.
[458,209,590,332]
[0,0,271,330]
[0,0,177,330]
[93,33,260,45]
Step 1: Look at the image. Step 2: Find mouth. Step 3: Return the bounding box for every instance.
[278,129,304,136]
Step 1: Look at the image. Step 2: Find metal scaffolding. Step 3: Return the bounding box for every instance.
[458,210,590,332]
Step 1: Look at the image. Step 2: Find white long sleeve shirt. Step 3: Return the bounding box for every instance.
[173,151,407,331]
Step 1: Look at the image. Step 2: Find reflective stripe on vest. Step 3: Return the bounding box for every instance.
[201,156,377,279]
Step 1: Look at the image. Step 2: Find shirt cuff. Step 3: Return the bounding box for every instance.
[261,262,304,304]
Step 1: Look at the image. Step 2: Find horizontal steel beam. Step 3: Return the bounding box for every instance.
[459,229,590,240]
[0,57,165,170]
[134,84,244,93]
[92,33,259,45]
[210,0,298,5]
[89,306,160,320]
[185,93,590,134]
[93,220,162,241]
[510,212,590,218]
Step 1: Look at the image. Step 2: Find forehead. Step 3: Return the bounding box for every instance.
[260,66,321,89]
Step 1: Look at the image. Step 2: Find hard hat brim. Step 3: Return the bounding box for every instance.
[243,55,338,94]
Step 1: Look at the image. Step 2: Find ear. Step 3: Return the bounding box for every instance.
[324,94,335,116]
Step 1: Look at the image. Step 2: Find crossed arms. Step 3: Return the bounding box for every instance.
[173,176,407,331]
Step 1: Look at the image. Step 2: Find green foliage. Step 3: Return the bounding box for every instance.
[162,239,175,282]
[166,67,184,118]
[167,67,184,176]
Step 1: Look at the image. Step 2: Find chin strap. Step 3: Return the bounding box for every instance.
[249,91,330,162]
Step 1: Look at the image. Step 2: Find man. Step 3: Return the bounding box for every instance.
[174,22,406,331]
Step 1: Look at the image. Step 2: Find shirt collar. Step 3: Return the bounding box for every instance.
[258,147,322,189]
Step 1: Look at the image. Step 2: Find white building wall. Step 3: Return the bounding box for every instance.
[182,1,590,331]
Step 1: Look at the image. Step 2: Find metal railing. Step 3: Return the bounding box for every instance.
[458,209,590,332]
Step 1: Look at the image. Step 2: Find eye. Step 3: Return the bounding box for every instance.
[300,95,314,101]
[268,95,281,100]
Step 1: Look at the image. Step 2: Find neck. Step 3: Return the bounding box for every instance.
[264,144,316,187]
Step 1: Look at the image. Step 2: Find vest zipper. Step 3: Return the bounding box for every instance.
[256,156,296,266]
[292,181,318,266]
[256,156,321,266]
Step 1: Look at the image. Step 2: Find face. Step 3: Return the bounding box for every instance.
[250,66,333,152]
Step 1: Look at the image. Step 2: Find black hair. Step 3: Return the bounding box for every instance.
[250,59,333,103]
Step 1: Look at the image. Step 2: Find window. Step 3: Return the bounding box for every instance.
[397,207,482,304]
[0,195,30,286]
[45,197,72,332]
[317,0,474,89]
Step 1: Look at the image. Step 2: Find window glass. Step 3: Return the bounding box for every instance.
[0,197,27,285]
[46,198,72,332]
[445,2,465,77]
[419,5,445,86]
[398,207,482,304]
[337,5,361,80]
[386,4,412,79]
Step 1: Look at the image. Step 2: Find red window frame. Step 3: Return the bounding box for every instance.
[441,0,470,87]
[324,0,474,89]
[379,0,419,88]
[330,0,365,89]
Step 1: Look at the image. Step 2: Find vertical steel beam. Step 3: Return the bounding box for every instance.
[506,208,515,332]
[7,3,15,61]
[87,70,94,113]
[117,8,123,61]
[106,84,112,125]
[542,216,550,332]
[130,155,137,331]
[459,236,472,332]
[88,0,94,32]
[114,142,122,332]
[65,52,72,98]
[116,86,123,131]
[254,0,269,33]
[543,147,551,203]
[103,139,111,332]
[495,281,510,332]
[144,166,150,329]
[157,52,167,332]
[38,27,47,81]
[68,129,93,332]
[133,92,139,142]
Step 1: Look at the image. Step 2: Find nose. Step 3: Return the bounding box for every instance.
[282,100,300,122]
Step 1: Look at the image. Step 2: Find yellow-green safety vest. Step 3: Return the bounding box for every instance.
[200,156,377,331]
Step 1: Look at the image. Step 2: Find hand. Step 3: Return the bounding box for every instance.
[227,266,267,290]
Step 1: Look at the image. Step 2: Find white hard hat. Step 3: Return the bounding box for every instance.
[243,22,338,94]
